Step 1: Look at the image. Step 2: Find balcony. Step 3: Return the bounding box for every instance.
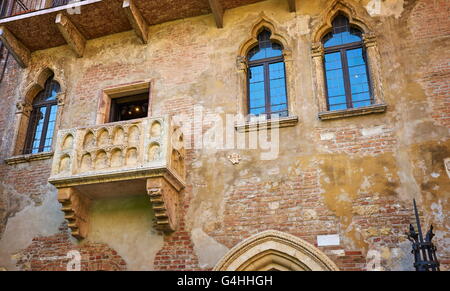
[0,0,295,67]
[48,116,186,239]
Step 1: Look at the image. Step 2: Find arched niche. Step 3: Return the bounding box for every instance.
[213,230,339,271]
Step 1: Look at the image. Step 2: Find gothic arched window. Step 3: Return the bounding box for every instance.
[247,28,288,118]
[24,75,60,154]
[322,15,372,111]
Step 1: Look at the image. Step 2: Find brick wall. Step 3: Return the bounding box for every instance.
[16,223,127,271]
[315,125,397,155]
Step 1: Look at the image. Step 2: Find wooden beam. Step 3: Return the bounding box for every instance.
[55,13,86,57]
[288,0,297,12]
[0,26,30,68]
[123,0,149,44]
[208,0,224,28]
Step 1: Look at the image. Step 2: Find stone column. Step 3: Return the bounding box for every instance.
[236,56,248,115]
[363,33,385,105]
[283,48,297,116]
[10,101,33,156]
[311,42,328,113]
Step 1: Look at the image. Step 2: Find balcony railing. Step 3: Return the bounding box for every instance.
[0,0,75,18]
[48,116,186,238]
[49,116,185,188]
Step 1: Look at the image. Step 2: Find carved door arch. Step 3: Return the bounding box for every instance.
[213,230,339,271]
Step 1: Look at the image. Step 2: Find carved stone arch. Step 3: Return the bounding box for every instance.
[236,14,297,118]
[22,67,66,105]
[213,230,339,271]
[311,0,373,43]
[237,15,290,59]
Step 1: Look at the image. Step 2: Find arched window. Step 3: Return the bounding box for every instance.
[247,28,288,118]
[322,15,372,111]
[24,74,60,154]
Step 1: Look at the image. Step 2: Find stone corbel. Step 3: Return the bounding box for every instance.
[16,101,32,116]
[56,92,66,106]
[208,0,224,28]
[55,13,86,57]
[57,187,91,239]
[123,0,149,44]
[0,26,31,68]
[147,177,180,233]
[283,48,293,62]
[236,56,248,72]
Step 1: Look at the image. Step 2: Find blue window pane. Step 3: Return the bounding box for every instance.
[346,48,371,106]
[249,65,266,114]
[325,52,348,110]
[269,62,287,109]
[323,15,362,48]
[31,107,47,148]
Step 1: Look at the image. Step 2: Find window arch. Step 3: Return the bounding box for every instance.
[247,28,288,118]
[24,74,60,154]
[322,14,372,111]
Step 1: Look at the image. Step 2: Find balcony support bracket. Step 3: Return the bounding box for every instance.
[123,0,149,44]
[288,0,297,12]
[57,187,92,239]
[147,177,180,233]
[208,0,224,28]
[55,13,86,58]
[0,26,30,68]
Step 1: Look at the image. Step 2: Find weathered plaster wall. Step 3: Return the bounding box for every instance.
[0,0,448,271]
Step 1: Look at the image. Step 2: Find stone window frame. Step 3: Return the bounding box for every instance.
[6,67,66,165]
[96,80,153,125]
[311,1,387,121]
[235,15,299,133]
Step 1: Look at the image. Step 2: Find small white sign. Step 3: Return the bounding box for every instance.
[317,234,340,247]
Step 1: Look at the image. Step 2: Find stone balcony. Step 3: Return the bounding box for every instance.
[48,116,186,239]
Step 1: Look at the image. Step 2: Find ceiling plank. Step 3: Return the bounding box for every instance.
[208,0,224,28]
[0,26,31,68]
[123,0,149,44]
[55,13,86,58]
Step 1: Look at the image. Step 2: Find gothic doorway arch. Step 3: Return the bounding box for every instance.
[213,230,339,271]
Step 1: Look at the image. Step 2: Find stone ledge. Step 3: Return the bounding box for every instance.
[235,116,299,133]
[5,152,54,165]
[318,104,387,121]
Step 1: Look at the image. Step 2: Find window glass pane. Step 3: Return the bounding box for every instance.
[269,62,287,115]
[323,15,362,48]
[248,43,283,61]
[249,65,266,114]
[30,107,47,152]
[248,29,283,61]
[324,52,347,110]
[346,48,371,108]
[324,31,362,48]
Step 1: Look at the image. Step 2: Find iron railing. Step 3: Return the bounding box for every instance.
[0,0,73,19]
[407,199,440,271]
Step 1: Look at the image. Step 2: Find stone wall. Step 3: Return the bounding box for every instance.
[0,0,448,271]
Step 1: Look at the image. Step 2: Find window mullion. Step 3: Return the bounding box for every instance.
[38,105,51,152]
[340,48,353,109]
[264,62,271,117]
[24,109,38,154]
